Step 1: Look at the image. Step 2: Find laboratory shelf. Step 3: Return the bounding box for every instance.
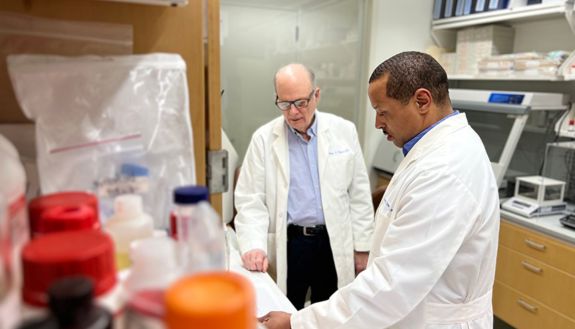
[432,2,572,31]
[448,74,566,81]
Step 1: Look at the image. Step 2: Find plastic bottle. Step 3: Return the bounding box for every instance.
[21,230,117,308]
[0,133,28,329]
[169,185,209,239]
[124,237,180,295]
[17,276,113,329]
[28,191,99,239]
[37,204,99,236]
[170,186,226,273]
[165,272,256,329]
[105,194,154,270]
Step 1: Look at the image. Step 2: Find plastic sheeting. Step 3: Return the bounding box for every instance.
[7,53,196,228]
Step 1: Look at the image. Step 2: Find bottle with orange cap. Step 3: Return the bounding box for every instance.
[165,272,259,329]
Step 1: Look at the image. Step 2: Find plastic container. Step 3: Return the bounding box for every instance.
[17,276,113,329]
[169,185,209,239]
[21,230,117,307]
[0,133,28,248]
[165,272,256,329]
[105,194,154,270]
[28,192,99,239]
[123,290,165,329]
[170,186,226,273]
[37,204,99,236]
[0,134,28,329]
[124,236,180,296]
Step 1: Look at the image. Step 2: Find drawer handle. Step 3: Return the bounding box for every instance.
[521,261,543,274]
[524,239,546,251]
[517,299,538,313]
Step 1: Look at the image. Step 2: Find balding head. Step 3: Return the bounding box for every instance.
[274,63,316,93]
[273,63,320,134]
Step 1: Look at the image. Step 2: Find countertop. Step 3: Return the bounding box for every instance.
[500,208,575,246]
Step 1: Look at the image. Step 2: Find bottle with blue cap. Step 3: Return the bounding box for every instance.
[170,186,226,274]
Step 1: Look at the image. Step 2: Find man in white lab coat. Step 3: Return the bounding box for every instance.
[260,52,500,328]
[234,63,374,309]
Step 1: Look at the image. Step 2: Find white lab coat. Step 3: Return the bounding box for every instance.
[291,113,500,328]
[234,111,374,293]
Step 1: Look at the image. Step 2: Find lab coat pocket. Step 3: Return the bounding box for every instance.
[327,150,353,190]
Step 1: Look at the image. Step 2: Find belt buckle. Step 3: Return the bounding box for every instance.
[303,227,314,236]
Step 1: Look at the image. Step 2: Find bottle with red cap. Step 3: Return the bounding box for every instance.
[28,191,99,239]
[19,229,122,321]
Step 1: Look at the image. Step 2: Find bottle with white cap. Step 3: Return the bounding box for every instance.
[105,194,154,270]
[123,237,181,329]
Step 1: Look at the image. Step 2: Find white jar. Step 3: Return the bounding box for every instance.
[105,194,154,270]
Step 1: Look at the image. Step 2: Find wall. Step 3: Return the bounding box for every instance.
[362,0,435,189]
[220,4,297,158]
[220,0,367,160]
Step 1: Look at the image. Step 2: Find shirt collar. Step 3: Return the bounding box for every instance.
[402,111,459,156]
[287,113,317,140]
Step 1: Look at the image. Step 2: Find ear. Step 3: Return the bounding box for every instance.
[314,87,321,104]
[413,88,432,113]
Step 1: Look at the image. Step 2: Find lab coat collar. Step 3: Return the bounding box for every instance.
[394,112,469,178]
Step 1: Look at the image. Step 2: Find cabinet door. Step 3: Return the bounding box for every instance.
[496,245,575,319]
[499,221,575,274]
[494,281,575,329]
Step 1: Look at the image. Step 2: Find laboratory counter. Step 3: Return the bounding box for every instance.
[495,209,575,328]
[500,209,575,246]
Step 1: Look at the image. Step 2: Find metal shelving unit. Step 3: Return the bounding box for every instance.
[432,1,575,81]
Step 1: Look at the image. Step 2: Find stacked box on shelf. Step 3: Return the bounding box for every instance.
[456,25,514,75]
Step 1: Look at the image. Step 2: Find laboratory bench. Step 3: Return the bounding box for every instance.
[493,209,575,328]
[225,227,297,318]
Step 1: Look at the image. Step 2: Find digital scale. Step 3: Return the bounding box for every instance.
[502,176,567,218]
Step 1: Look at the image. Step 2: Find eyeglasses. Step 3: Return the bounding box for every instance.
[275,90,315,111]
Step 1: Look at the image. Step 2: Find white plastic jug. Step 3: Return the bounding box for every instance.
[105,194,154,270]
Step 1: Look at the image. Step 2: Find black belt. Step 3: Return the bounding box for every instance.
[288,224,327,237]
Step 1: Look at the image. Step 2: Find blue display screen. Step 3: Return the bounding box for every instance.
[488,93,525,104]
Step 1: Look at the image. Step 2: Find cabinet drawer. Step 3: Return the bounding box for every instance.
[499,220,575,274]
[495,245,575,320]
[493,281,575,329]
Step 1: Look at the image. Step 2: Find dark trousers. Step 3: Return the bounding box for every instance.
[286,225,338,310]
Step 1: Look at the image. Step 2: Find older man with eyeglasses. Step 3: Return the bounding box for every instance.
[234,63,374,310]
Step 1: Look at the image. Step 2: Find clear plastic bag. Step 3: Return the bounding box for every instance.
[0,11,133,122]
[7,54,196,228]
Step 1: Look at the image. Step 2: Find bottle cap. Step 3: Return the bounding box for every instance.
[48,276,94,327]
[173,186,209,205]
[21,230,116,306]
[165,272,256,329]
[28,192,99,238]
[37,204,99,235]
[113,194,143,220]
[121,163,149,177]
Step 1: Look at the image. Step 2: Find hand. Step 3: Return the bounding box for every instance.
[258,311,291,329]
[354,251,369,276]
[241,249,268,272]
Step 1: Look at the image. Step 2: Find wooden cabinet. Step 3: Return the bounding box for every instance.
[0,0,223,213]
[494,220,575,328]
